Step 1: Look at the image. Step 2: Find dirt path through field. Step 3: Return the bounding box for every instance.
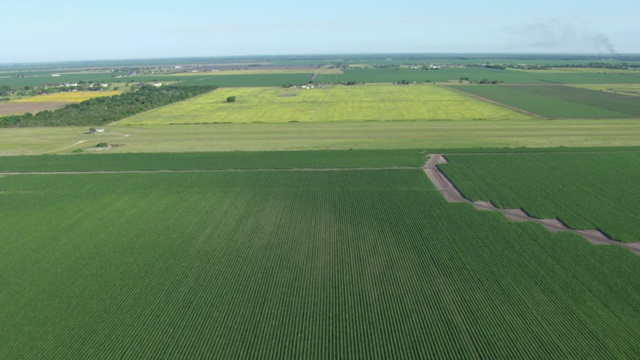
[44,140,88,154]
[424,154,640,256]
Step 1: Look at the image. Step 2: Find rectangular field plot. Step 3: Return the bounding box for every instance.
[0,149,425,172]
[0,91,122,116]
[10,91,122,104]
[315,67,640,84]
[117,85,531,125]
[2,165,640,358]
[439,151,640,242]
[452,85,640,119]
[570,84,640,97]
[172,73,314,87]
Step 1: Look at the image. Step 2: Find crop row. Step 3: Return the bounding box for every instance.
[1,170,639,358]
[452,85,640,118]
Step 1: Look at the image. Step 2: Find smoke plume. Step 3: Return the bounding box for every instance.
[505,18,616,54]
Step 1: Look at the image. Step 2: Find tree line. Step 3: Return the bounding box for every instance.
[0,85,216,128]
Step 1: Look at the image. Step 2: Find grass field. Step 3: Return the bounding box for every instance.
[452,85,640,118]
[1,152,640,358]
[3,119,640,155]
[569,83,640,97]
[117,85,532,125]
[171,73,314,87]
[439,152,640,242]
[10,91,122,103]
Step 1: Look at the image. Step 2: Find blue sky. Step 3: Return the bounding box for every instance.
[3,0,639,63]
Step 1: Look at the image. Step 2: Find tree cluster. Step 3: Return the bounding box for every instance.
[0,85,216,128]
[0,85,13,97]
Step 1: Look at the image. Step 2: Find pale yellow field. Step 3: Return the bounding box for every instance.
[568,84,640,97]
[11,91,122,103]
[117,84,532,125]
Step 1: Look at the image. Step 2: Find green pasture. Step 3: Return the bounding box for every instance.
[452,85,640,118]
[0,72,116,88]
[117,85,531,125]
[569,83,640,97]
[1,153,640,358]
[170,73,314,87]
[3,119,640,155]
[440,152,640,242]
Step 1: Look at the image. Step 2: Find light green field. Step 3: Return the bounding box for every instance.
[569,84,640,97]
[2,119,640,155]
[511,67,640,74]
[170,69,311,76]
[168,68,342,76]
[117,85,532,125]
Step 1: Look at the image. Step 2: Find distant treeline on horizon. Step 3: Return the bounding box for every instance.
[2,53,640,70]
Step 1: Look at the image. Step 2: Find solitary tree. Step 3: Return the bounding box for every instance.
[226,96,236,103]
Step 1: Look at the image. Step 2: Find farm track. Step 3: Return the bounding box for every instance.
[424,154,640,255]
[44,140,88,154]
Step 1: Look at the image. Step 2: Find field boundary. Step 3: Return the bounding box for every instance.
[423,154,640,255]
[441,85,546,119]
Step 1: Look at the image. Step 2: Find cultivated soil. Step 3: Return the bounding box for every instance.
[0,102,68,116]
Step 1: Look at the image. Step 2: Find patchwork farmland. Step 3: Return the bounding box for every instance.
[1,54,640,359]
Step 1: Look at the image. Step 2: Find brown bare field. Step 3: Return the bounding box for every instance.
[0,102,68,116]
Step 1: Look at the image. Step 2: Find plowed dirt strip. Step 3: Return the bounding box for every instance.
[423,154,640,256]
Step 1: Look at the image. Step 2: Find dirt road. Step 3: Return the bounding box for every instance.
[424,154,640,256]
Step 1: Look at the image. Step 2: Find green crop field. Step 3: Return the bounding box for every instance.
[0,72,116,88]
[315,67,640,85]
[0,149,424,172]
[3,66,638,89]
[1,152,640,358]
[117,85,531,125]
[452,84,640,118]
[439,151,640,242]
